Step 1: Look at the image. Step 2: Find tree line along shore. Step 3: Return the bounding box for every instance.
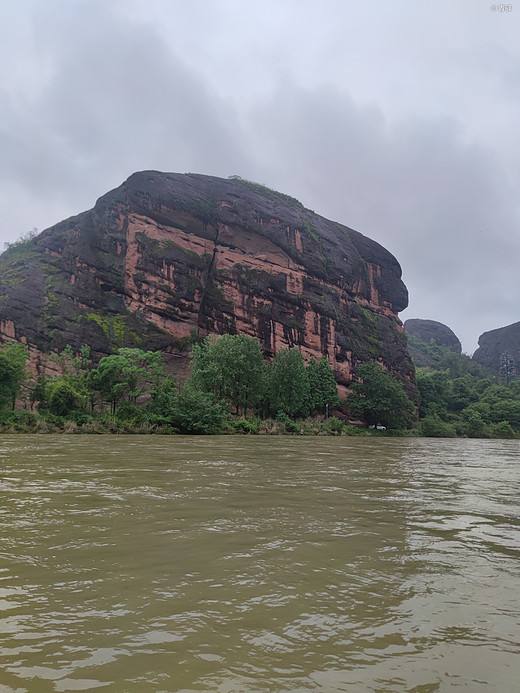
[0,333,518,438]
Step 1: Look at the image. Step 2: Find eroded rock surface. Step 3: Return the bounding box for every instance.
[405,319,462,351]
[0,171,415,397]
[404,318,462,368]
[473,322,520,377]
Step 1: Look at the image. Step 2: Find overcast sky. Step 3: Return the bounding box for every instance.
[2,0,519,353]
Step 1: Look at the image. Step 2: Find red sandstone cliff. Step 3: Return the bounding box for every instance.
[0,171,415,398]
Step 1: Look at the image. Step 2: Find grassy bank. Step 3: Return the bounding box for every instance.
[0,409,419,436]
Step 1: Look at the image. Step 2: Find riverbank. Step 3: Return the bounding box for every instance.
[0,410,395,436]
[1,409,517,438]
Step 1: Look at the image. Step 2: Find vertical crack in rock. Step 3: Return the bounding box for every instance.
[196,223,221,333]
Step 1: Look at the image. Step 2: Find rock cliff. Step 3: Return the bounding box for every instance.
[0,171,415,397]
[404,319,462,353]
[404,318,462,368]
[473,322,520,378]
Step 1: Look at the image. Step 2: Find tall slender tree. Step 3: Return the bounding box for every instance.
[267,347,310,418]
[191,334,265,415]
[347,361,415,429]
[0,344,29,409]
[88,348,165,413]
[307,355,339,415]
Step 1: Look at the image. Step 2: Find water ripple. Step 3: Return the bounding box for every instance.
[0,435,519,691]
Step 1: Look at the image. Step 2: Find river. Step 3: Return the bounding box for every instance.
[0,435,519,692]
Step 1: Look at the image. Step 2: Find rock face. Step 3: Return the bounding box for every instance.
[404,318,461,367]
[404,319,462,352]
[473,322,520,377]
[0,171,415,397]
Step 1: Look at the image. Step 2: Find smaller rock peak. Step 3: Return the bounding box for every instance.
[404,318,462,353]
[473,321,520,374]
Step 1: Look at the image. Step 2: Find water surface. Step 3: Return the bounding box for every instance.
[1,435,519,692]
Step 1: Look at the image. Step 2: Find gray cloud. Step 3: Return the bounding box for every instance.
[245,80,520,352]
[1,1,248,236]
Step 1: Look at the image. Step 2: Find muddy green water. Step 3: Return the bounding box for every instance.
[0,436,519,692]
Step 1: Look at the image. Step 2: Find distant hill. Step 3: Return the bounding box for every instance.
[404,319,461,367]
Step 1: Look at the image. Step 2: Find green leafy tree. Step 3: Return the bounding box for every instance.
[267,347,310,418]
[51,344,76,376]
[45,377,87,417]
[307,355,339,416]
[460,408,489,438]
[437,350,484,378]
[191,334,265,415]
[416,369,450,418]
[30,374,48,410]
[419,414,456,438]
[347,361,416,429]
[89,348,165,413]
[492,421,516,438]
[476,384,520,427]
[464,400,492,422]
[49,344,90,377]
[146,375,225,433]
[492,400,520,427]
[447,377,475,412]
[147,374,177,420]
[163,384,225,434]
[0,344,29,409]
